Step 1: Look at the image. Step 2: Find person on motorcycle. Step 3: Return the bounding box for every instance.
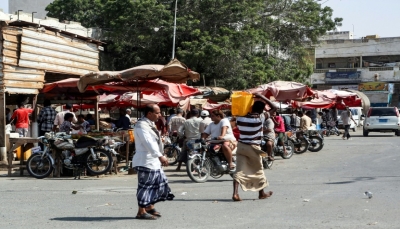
[176,109,202,171]
[295,111,312,151]
[199,110,212,134]
[201,110,237,171]
[263,111,275,161]
[272,111,288,156]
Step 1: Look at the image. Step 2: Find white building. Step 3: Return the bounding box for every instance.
[311,32,400,107]
[9,0,54,19]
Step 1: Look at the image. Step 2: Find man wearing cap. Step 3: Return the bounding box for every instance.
[53,104,77,132]
[176,109,202,171]
[199,110,212,134]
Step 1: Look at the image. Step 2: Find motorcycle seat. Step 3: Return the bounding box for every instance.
[75,136,98,148]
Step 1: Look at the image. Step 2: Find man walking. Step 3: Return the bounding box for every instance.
[132,104,173,220]
[232,95,276,201]
[340,106,356,140]
[10,102,33,137]
[38,99,57,137]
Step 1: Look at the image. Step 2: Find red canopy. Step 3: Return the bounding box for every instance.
[202,100,231,111]
[249,81,315,102]
[41,78,200,103]
[292,89,361,109]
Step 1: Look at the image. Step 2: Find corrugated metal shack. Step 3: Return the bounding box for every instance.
[0,19,103,161]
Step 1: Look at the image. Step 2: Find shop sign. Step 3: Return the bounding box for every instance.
[325,71,361,84]
[358,82,388,91]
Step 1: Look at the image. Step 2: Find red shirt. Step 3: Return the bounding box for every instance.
[274,116,285,133]
[11,108,32,128]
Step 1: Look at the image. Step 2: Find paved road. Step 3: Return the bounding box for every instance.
[1,132,399,229]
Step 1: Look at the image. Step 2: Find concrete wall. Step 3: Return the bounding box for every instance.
[315,37,400,59]
[311,67,400,85]
[9,0,54,19]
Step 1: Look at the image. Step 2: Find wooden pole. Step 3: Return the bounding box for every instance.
[0,92,7,164]
[95,96,99,131]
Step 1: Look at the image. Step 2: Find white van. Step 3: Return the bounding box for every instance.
[337,107,363,132]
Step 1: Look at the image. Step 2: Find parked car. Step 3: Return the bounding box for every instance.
[362,107,400,137]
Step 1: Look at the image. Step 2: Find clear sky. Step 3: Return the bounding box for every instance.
[322,0,399,38]
[0,0,398,38]
[0,0,7,14]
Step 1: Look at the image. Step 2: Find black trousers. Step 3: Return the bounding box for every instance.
[343,125,351,139]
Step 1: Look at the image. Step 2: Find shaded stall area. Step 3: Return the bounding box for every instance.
[0,20,103,176]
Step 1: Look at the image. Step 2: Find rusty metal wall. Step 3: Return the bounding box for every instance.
[19,28,99,75]
[0,25,100,94]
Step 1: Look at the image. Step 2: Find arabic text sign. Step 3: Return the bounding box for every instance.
[358,82,388,91]
[325,71,361,83]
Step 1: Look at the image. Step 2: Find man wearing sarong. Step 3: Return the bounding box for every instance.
[133,104,173,220]
[232,94,277,201]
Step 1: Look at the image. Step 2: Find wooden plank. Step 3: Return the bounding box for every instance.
[2,80,44,89]
[1,72,45,82]
[0,92,6,164]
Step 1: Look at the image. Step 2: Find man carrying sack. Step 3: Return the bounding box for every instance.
[232,94,277,201]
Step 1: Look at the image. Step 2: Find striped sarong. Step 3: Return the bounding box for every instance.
[135,166,173,208]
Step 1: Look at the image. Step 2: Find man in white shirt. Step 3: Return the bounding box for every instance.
[132,104,173,220]
[53,104,77,131]
[168,108,186,133]
[126,108,132,119]
[199,110,212,134]
[340,106,356,140]
[202,110,236,171]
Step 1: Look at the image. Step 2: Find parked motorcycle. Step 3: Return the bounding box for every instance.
[186,139,236,183]
[26,132,113,179]
[261,132,294,169]
[163,131,182,165]
[291,131,324,154]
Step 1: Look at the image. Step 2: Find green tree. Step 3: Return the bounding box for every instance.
[46,0,341,89]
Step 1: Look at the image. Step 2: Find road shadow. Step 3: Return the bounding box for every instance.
[168,179,232,184]
[50,216,135,221]
[172,198,258,202]
[325,176,375,185]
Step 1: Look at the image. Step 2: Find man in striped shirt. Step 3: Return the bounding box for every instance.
[232,94,277,201]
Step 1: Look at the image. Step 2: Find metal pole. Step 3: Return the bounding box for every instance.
[32,12,36,22]
[172,0,178,59]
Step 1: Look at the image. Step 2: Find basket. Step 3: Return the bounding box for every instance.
[231,91,254,116]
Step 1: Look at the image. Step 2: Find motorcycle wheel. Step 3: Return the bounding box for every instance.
[186,157,210,183]
[308,136,324,152]
[85,149,113,175]
[26,153,54,179]
[163,145,179,166]
[281,140,294,159]
[326,131,330,137]
[262,157,273,169]
[294,139,309,154]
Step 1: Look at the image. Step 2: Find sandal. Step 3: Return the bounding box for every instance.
[136,212,158,220]
[147,208,162,217]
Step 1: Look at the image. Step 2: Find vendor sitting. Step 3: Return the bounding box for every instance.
[77,114,91,132]
[59,113,81,134]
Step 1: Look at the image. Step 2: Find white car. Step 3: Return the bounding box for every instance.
[362,107,400,137]
[337,108,360,132]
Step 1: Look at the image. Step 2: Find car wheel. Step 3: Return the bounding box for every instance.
[396,130,400,136]
[363,129,369,137]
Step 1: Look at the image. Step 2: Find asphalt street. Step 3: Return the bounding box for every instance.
[1,131,399,229]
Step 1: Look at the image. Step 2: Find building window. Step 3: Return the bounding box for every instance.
[328,63,336,68]
[316,63,323,69]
